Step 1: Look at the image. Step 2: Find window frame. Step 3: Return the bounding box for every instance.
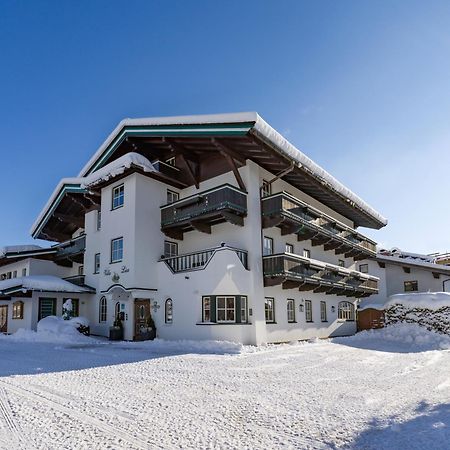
[164,241,178,258]
[216,296,236,323]
[261,180,272,197]
[165,298,173,324]
[303,248,311,259]
[305,300,313,322]
[167,189,180,204]
[285,243,294,254]
[320,301,327,322]
[263,236,274,256]
[202,296,211,322]
[359,263,369,273]
[265,297,275,323]
[111,184,124,210]
[94,253,101,274]
[338,301,355,321]
[240,296,248,324]
[338,260,345,268]
[404,280,418,292]
[96,210,102,231]
[99,296,107,323]
[287,299,295,323]
[110,237,124,263]
[12,301,24,320]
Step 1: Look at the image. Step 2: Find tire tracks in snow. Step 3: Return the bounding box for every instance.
[0,380,150,450]
[0,386,23,449]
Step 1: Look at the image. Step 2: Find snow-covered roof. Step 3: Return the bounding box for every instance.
[77,112,387,227]
[378,247,433,263]
[375,253,450,273]
[0,275,93,295]
[0,245,43,258]
[360,292,450,311]
[81,152,156,188]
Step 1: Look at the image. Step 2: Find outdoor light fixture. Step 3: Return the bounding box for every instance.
[299,304,304,312]
[331,306,336,313]
[152,301,160,313]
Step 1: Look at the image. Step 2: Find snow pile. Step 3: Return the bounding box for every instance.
[38,315,89,335]
[0,275,92,294]
[118,338,244,355]
[360,292,450,311]
[343,323,450,350]
[81,152,156,187]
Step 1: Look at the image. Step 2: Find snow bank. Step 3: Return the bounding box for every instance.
[81,152,156,188]
[37,315,89,335]
[360,292,450,311]
[0,275,92,294]
[338,323,450,350]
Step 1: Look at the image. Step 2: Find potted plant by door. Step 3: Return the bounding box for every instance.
[141,314,156,340]
[109,315,124,341]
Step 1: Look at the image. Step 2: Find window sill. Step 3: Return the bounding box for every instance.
[111,205,124,211]
[266,321,277,324]
[196,322,252,326]
[288,321,297,324]
[110,260,123,265]
[306,321,314,323]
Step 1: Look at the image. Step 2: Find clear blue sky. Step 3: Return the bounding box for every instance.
[1,0,449,253]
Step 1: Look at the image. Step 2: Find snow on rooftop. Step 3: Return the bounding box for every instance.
[0,245,42,257]
[376,252,450,272]
[0,275,92,294]
[81,152,156,188]
[360,292,450,311]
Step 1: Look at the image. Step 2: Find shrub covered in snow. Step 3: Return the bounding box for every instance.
[37,316,90,337]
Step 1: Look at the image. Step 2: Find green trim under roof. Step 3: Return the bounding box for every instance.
[32,184,87,239]
[87,122,254,175]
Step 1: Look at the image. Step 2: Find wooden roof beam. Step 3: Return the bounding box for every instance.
[54,213,85,229]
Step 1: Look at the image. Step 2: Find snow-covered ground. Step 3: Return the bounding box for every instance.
[1,325,450,449]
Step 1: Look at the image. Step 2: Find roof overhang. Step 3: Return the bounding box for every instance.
[374,254,450,275]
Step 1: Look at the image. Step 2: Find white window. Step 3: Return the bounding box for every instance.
[265,297,275,323]
[217,296,236,322]
[164,241,178,258]
[165,298,173,324]
[12,301,24,320]
[96,210,102,230]
[112,184,124,209]
[285,243,294,253]
[338,301,355,321]
[99,297,107,322]
[338,260,345,268]
[359,264,369,273]
[94,253,101,274]
[241,296,247,323]
[303,249,311,259]
[287,299,295,323]
[263,237,274,256]
[202,297,211,322]
[167,189,179,204]
[305,300,313,322]
[111,237,124,263]
[261,180,272,197]
[320,301,327,322]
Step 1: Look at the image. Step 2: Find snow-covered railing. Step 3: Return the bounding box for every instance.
[261,192,377,256]
[55,234,86,260]
[161,245,248,273]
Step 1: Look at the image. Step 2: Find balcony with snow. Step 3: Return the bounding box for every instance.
[263,252,379,298]
[261,192,377,260]
[160,184,247,240]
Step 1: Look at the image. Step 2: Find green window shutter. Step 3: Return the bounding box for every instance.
[210,296,217,322]
[236,296,242,323]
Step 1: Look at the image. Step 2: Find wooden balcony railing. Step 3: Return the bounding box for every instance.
[161,246,248,273]
[161,184,247,240]
[263,253,378,297]
[261,192,377,259]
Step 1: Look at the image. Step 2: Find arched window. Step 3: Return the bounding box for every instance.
[12,301,24,319]
[115,301,121,320]
[338,301,355,321]
[165,298,173,324]
[99,297,107,323]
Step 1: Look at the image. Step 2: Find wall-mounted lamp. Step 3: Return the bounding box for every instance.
[331,306,336,313]
[299,304,304,312]
[152,300,161,313]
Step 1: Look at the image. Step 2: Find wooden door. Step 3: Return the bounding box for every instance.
[0,306,8,333]
[134,299,151,340]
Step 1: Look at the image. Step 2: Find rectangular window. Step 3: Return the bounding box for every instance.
[305,300,313,322]
[303,249,311,259]
[96,210,102,230]
[167,189,179,204]
[261,180,272,197]
[111,237,124,263]
[241,296,248,324]
[112,184,124,210]
[359,263,369,273]
[6,272,11,279]
[38,298,56,321]
[13,270,17,278]
[164,241,178,258]
[22,268,27,277]
[404,280,418,292]
[78,265,84,276]
[263,237,274,256]
[265,297,275,323]
[320,301,327,322]
[338,260,345,268]
[12,301,24,319]
[285,243,294,254]
[216,296,236,322]
[94,253,101,274]
[202,297,211,322]
[287,299,295,323]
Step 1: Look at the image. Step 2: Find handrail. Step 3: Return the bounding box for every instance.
[161,245,248,273]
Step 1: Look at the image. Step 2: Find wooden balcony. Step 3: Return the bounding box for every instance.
[261,192,376,260]
[161,184,247,240]
[160,245,248,273]
[263,253,378,298]
[54,234,86,265]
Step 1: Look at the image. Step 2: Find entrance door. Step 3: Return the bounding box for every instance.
[0,306,7,333]
[134,299,151,340]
